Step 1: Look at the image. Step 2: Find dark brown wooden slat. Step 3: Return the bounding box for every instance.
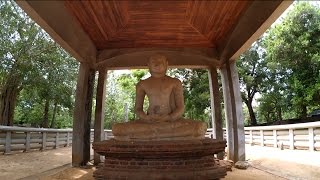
[213,1,250,43]
[65,1,107,46]
[100,39,214,49]
[65,0,250,49]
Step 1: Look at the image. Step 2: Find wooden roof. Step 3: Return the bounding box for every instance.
[16,1,292,69]
[64,1,249,49]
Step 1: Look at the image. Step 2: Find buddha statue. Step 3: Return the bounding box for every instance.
[112,54,207,141]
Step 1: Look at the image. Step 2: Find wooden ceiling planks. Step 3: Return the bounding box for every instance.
[186,1,250,43]
[65,0,250,50]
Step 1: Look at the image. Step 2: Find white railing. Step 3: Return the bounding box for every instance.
[1,121,319,154]
[0,126,73,154]
[0,126,114,154]
[244,121,320,151]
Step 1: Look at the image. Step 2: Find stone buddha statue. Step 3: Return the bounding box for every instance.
[112,54,207,141]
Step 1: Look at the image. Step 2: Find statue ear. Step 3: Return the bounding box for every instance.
[147,61,151,69]
[165,59,169,67]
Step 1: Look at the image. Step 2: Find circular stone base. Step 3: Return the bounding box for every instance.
[93,138,227,180]
[93,138,226,159]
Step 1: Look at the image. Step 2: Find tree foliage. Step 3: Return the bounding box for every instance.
[237,39,267,125]
[263,2,320,119]
[104,70,148,129]
[0,1,78,127]
[169,69,214,126]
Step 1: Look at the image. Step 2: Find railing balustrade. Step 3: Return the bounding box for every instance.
[1,121,320,154]
[243,121,320,151]
[0,126,73,154]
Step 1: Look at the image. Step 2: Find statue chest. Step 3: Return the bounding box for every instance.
[144,83,173,97]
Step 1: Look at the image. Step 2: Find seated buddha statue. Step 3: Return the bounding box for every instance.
[112,54,207,141]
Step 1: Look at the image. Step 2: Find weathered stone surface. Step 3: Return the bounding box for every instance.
[93,138,226,158]
[217,160,233,171]
[94,167,226,180]
[92,55,228,179]
[93,139,228,179]
[112,54,207,141]
[235,161,250,169]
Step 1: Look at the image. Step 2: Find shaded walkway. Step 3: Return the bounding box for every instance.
[0,147,72,180]
[0,145,319,180]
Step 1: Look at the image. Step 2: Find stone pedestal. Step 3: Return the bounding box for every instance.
[93,138,227,180]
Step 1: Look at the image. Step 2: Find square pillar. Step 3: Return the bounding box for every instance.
[72,63,95,167]
[208,65,224,160]
[220,60,245,162]
[94,68,107,165]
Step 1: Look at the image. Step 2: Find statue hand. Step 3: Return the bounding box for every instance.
[152,114,172,122]
[139,114,172,123]
[139,114,161,123]
[139,113,152,122]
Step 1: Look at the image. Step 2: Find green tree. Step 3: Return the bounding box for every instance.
[264,2,320,118]
[169,69,212,125]
[237,39,267,125]
[16,45,78,128]
[0,1,79,127]
[104,70,148,129]
[0,1,53,125]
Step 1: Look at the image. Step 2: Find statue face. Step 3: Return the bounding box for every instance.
[148,55,168,75]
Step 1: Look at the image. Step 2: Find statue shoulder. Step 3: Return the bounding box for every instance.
[166,76,182,85]
[136,78,151,88]
[136,79,145,88]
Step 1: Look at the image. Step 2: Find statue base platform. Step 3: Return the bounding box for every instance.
[93,138,227,180]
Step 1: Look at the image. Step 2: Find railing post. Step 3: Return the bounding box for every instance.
[42,132,47,150]
[249,130,253,145]
[105,131,108,140]
[289,129,294,150]
[308,127,314,151]
[4,131,12,154]
[260,130,264,147]
[25,132,31,152]
[273,130,277,148]
[66,132,70,146]
[55,132,59,149]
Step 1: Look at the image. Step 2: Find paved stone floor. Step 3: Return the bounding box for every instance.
[0,144,319,180]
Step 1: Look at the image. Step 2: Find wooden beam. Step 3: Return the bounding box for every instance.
[16,0,97,64]
[94,68,107,165]
[72,63,95,167]
[96,48,220,69]
[208,65,224,159]
[218,1,293,62]
[220,60,245,162]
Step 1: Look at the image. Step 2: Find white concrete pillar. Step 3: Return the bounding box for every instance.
[208,65,224,159]
[220,60,245,162]
[94,68,107,165]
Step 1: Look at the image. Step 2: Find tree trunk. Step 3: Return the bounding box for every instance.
[266,113,271,123]
[0,85,20,126]
[246,100,257,126]
[42,99,50,128]
[276,106,283,121]
[50,101,58,128]
[300,104,307,118]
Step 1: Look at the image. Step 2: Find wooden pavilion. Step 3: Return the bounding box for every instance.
[16,0,292,167]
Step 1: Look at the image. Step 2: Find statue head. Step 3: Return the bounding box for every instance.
[148,54,168,77]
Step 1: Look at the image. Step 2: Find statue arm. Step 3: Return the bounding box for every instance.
[169,79,184,120]
[134,82,149,120]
